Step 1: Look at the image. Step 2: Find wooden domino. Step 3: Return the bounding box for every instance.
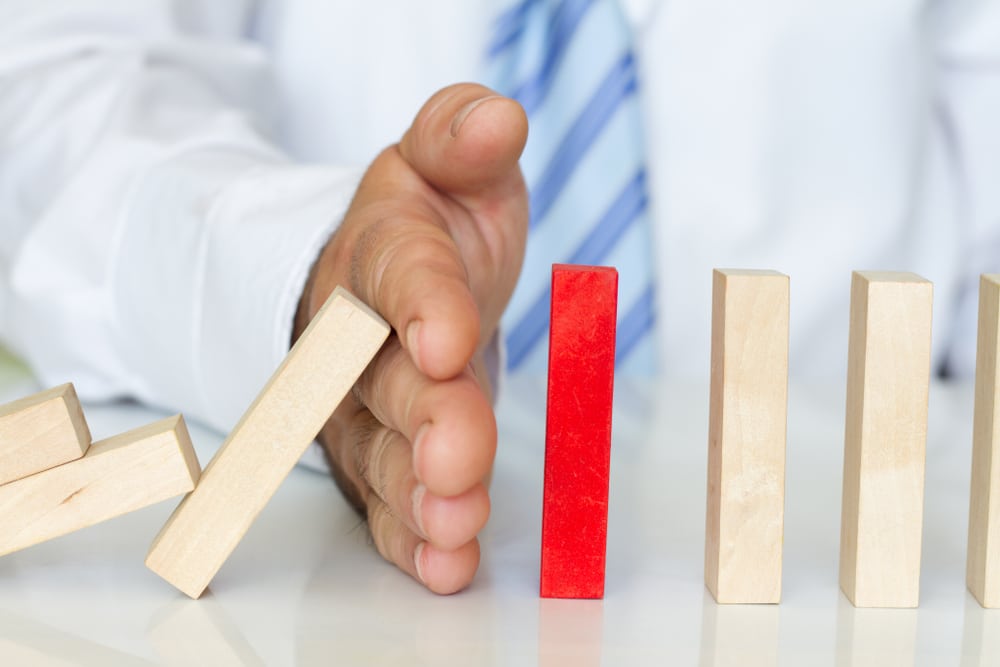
[540,264,617,599]
[968,274,1000,608]
[839,271,932,608]
[705,269,788,604]
[0,415,199,557]
[146,286,390,598]
[0,383,90,486]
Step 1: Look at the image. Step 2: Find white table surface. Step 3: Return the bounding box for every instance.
[0,351,997,666]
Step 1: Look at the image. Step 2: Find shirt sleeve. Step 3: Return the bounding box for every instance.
[0,1,363,433]
[930,0,1000,377]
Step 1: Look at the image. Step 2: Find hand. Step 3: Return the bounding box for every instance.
[294,84,529,594]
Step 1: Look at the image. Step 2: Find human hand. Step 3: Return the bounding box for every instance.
[294,84,529,594]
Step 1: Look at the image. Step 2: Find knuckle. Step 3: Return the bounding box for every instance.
[366,499,408,566]
[366,500,394,556]
[357,425,396,503]
[349,209,463,307]
[357,338,407,417]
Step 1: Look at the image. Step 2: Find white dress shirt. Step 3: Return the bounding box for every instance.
[1,0,999,439]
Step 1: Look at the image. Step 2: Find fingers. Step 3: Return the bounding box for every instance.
[307,83,528,378]
[319,336,493,595]
[308,147,481,379]
[357,337,496,497]
[355,415,486,595]
[399,83,528,199]
[348,206,481,380]
[397,82,530,334]
[304,82,525,596]
[367,494,482,595]
[355,422,490,550]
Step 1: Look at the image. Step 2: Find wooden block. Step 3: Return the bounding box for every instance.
[839,271,932,608]
[146,286,390,598]
[540,264,617,599]
[705,269,788,604]
[0,415,199,557]
[968,274,1000,608]
[0,383,91,485]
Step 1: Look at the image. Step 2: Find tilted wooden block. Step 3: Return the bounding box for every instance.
[540,264,617,599]
[705,269,788,604]
[839,271,932,608]
[968,274,1000,608]
[0,383,91,486]
[146,286,390,598]
[0,415,199,557]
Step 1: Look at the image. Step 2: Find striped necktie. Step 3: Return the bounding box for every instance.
[488,0,659,374]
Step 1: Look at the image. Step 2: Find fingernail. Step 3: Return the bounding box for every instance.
[414,542,427,583]
[406,320,422,363]
[450,95,503,137]
[411,484,428,537]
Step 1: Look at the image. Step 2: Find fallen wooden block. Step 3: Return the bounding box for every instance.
[0,415,199,557]
[839,271,932,608]
[705,269,788,604]
[540,264,617,599]
[968,273,1000,608]
[146,286,390,598]
[0,383,91,486]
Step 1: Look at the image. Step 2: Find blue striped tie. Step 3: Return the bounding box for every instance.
[488,0,658,373]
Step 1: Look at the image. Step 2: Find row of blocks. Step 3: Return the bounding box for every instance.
[706,269,1000,609]
[4,270,998,608]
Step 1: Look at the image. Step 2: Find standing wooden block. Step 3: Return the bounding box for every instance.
[0,383,91,485]
[968,274,1000,608]
[705,269,788,604]
[0,415,199,557]
[540,264,617,599]
[146,286,390,598]
[839,271,932,608]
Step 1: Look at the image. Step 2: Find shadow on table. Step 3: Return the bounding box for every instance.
[834,596,917,666]
[698,593,780,667]
[146,593,265,666]
[0,607,154,666]
[295,547,504,666]
[961,592,1000,667]
[538,598,604,667]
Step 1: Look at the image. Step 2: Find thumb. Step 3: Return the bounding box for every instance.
[399,83,528,197]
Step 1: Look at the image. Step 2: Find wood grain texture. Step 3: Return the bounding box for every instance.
[705,269,788,604]
[540,264,617,599]
[0,415,199,557]
[968,274,1000,608]
[146,286,390,598]
[839,271,932,608]
[0,383,91,486]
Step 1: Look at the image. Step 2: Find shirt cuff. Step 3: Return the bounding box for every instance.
[113,148,363,434]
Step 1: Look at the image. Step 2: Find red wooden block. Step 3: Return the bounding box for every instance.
[540,264,618,599]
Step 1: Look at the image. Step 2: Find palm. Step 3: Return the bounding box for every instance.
[296,84,528,594]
